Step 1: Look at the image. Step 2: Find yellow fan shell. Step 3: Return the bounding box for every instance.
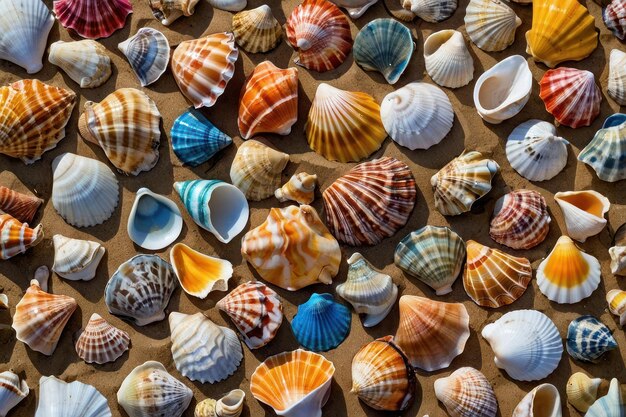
[169,243,233,299]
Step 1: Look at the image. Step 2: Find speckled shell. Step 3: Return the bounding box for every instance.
[606,289,626,327]
[118,28,170,87]
[0,213,43,260]
[75,313,130,364]
[434,367,497,417]
[566,315,617,363]
[402,0,457,22]
[554,190,610,242]
[171,108,232,167]
[275,172,317,205]
[0,371,29,417]
[36,376,111,417]
[608,49,626,105]
[169,243,232,299]
[48,40,112,88]
[0,186,42,224]
[586,378,626,417]
[292,293,351,352]
[604,0,626,40]
[579,114,626,182]
[232,5,282,53]
[465,0,521,52]
[567,372,605,412]
[52,234,105,281]
[53,0,132,39]
[512,384,562,417]
[148,0,199,25]
[423,30,473,89]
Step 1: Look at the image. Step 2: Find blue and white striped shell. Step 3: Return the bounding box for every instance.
[118,28,170,87]
[578,114,626,182]
[586,378,626,417]
[292,293,351,352]
[35,376,111,417]
[170,108,232,166]
[566,315,617,363]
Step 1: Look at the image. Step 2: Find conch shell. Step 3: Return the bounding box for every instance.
[567,372,605,413]
[148,0,199,25]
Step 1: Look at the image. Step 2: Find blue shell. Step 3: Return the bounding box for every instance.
[578,114,626,182]
[118,28,170,87]
[353,18,414,85]
[566,315,617,362]
[171,108,232,167]
[292,293,351,352]
[603,113,626,128]
[586,378,626,417]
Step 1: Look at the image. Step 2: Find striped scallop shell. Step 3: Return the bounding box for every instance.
[0,371,29,417]
[52,234,105,281]
[609,49,626,105]
[579,115,626,182]
[607,289,626,327]
[434,367,497,417]
[566,315,617,363]
[118,28,170,87]
[53,0,132,39]
[0,186,42,223]
[0,213,43,260]
[148,0,198,25]
[604,0,626,40]
[232,5,282,53]
[567,372,604,413]
[292,293,351,352]
[464,0,521,52]
[323,157,416,246]
[169,243,232,299]
[586,378,626,417]
[402,0,457,22]
[75,313,130,364]
[48,40,112,88]
[424,30,473,89]
[36,376,111,417]
[171,33,238,109]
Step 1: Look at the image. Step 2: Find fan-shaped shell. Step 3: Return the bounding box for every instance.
[579,114,626,182]
[232,5,282,53]
[424,30,473,89]
[36,376,111,417]
[586,378,626,417]
[127,188,183,251]
[434,367,498,417]
[148,0,199,25]
[75,313,130,364]
[118,28,169,87]
[53,0,132,39]
[275,173,317,205]
[567,372,605,412]
[170,243,232,299]
[48,40,111,88]
[0,371,29,417]
[606,289,626,327]
[52,234,105,281]
[0,186,42,224]
[604,0,626,40]
[0,213,43,260]
[609,49,626,106]
[171,108,232,167]
[195,389,246,417]
[566,315,617,363]
[554,190,610,242]
[402,0,457,22]
[292,293,351,352]
[465,0,521,52]
[512,383,562,417]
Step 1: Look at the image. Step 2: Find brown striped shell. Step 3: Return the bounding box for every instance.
[75,313,130,364]
[434,367,498,417]
[232,5,282,53]
[0,186,43,223]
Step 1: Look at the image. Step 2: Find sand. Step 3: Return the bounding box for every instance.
[1,0,625,415]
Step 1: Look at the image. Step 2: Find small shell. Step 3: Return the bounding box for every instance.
[171,108,232,167]
[604,0,626,40]
[148,0,199,25]
[208,0,246,11]
[586,378,626,417]
[578,114,626,182]
[52,234,105,281]
[434,367,498,417]
[608,49,626,105]
[232,5,282,53]
[0,186,42,224]
[75,313,130,364]
[292,293,351,352]
[330,0,378,18]
[275,173,317,205]
[127,188,183,251]
[0,294,7,309]
[195,389,246,417]
[36,376,111,417]
[402,0,457,22]
[424,30,473,89]
[48,40,111,88]
[610,223,626,275]
[0,371,29,417]
[0,213,43,260]
[170,243,232,299]
[607,289,626,327]
[464,0,521,52]
[567,372,604,413]
[554,190,610,242]
[512,384,562,417]
[566,315,617,363]
[118,28,169,87]
[53,0,132,39]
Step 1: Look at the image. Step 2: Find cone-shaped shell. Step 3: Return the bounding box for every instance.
[566,315,617,363]
[402,0,457,22]
[0,186,42,224]
[275,172,317,205]
[604,0,626,40]
[75,313,130,364]
[36,376,111,417]
[434,367,498,417]
[238,61,298,140]
[48,40,111,88]
[232,5,282,53]
[554,191,610,242]
[608,49,626,106]
[394,295,470,371]
[148,0,199,25]
[195,389,245,417]
[127,188,183,251]
[170,243,232,299]
[579,114,626,182]
[52,234,105,281]
[171,108,232,167]
[586,378,626,417]
[323,157,416,245]
[607,289,626,327]
[512,383,562,417]
[53,0,131,39]
[464,0,521,52]
[118,28,170,87]
[0,213,43,260]
[567,372,604,412]
[0,371,29,417]
[424,30,473,89]
[292,293,351,352]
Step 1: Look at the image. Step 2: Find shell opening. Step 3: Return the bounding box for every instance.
[209,185,248,242]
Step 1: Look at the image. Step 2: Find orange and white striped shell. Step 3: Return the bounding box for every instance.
[607,289,626,327]
[275,172,317,205]
[0,213,43,260]
[0,186,43,223]
[434,367,498,417]
[171,32,238,109]
[78,88,161,176]
[322,157,416,246]
[75,313,130,364]
[0,79,76,164]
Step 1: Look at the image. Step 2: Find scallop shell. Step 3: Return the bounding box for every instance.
[170,243,232,299]
[292,293,351,352]
[53,0,132,39]
[75,313,130,364]
[51,153,119,228]
[566,315,617,363]
[0,186,42,224]
[275,172,317,205]
[489,190,551,249]
[604,0,626,40]
[0,79,77,164]
[586,378,626,417]
[118,28,170,87]
[431,150,499,216]
[567,372,604,412]
[608,49,626,105]
[169,312,243,384]
[394,295,470,371]
[579,114,626,182]
[330,0,378,18]
[52,234,105,281]
[36,376,111,417]
[104,254,177,326]
[232,5,282,53]
[241,205,341,291]
[322,157,416,245]
[512,384,562,417]
[171,33,238,109]
[610,223,626,276]
[171,108,232,167]
[285,0,353,72]
[434,367,498,417]
[554,190,610,242]
[127,188,183,251]
[607,289,626,327]
[238,61,298,140]
[482,309,563,381]
[380,82,454,151]
[0,371,29,417]
[0,213,43,260]
[402,0,457,22]
[423,30,473,89]
[464,0,521,52]
[216,281,283,349]
[148,0,198,25]
[195,389,245,417]
[48,40,111,88]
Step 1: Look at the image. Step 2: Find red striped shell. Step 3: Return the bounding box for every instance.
[0,186,43,223]
[539,67,601,128]
[75,313,130,364]
[322,157,417,246]
[604,0,626,40]
[53,0,132,39]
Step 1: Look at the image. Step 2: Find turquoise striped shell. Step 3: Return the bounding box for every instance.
[118,28,170,87]
[292,293,351,352]
[578,114,626,182]
[566,315,617,363]
[171,108,232,166]
[586,378,626,417]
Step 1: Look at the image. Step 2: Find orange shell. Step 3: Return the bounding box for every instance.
[0,213,43,260]
[0,186,43,223]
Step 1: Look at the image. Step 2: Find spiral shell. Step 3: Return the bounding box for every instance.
[567,372,604,412]
[195,389,245,417]
[607,289,626,327]
[148,0,198,25]
[275,173,317,205]
[512,384,562,417]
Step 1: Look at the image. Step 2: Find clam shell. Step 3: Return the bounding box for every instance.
[232,5,282,53]
[607,289,626,327]
[53,0,132,39]
[0,213,43,260]
[402,0,457,22]
[195,389,245,417]
[465,0,521,52]
[48,40,111,88]
[566,315,617,363]
[424,30,473,89]
[579,114,626,182]
[512,384,562,417]
[0,186,42,224]
[554,190,610,242]
[127,188,183,250]
[292,293,351,352]
[604,0,626,40]
[118,28,169,87]
[52,234,105,281]
[586,378,626,417]
[148,0,198,25]
[0,371,29,417]
[567,372,604,412]
[75,313,130,364]
[171,108,232,167]
[36,376,111,417]
[170,243,232,299]
[434,367,498,417]
[608,49,626,105]
[275,172,317,205]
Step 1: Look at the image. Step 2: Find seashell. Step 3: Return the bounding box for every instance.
[353,18,414,85]
[216,281,283,349]
[482,310,563,381]
[36,376,111,417]
[169,312,243,383]
[208,0,246,11]
[330,0,378,18]
[423,30,473,89]
[505,120,569,181]
[351,336,416,411]
[608,50,626,105]
[322,157,416,245]
[171,33,238,109]
[306,83,386,163]
[394,225,465,295]
[250,349,335,417]
[118,28,170,87]
[586,378,626,417]
[0,186,42,224]
[48,40,111,88]
[170,243,232,299]
[285,0,353,72]
[567,372,604,412]
[380,82,453,151]
[512,384,562,417]
[554,190,609,242]
[171,108,232,167]
[275,173,317,205]
[148,0,199,25]
[117,361,193,417]
[464,0,521,52]
[566,315,617,363]
[394,295,470,371]
[0,371,29,417]
[604,0,626,40]
[195,389,245,417]
[75,313,130,364]
[52,234,105,281]
[127,188,183,251]
[104,254,176,326]
[238,61,298,140]
[51,153,119,228]
[0,80,77,164]
[525,0,597,68]
[434,367,498,417]
[53,0,132,39]
[579,114,626,182]
[0,213,43,260]
[241,205,340,291]
[610,223,626,275]
[402,0,457,22]
[489,190,551,249]
[174,180,249,243]
[0,294,7,309]
[607,289,626,327]
[232,5,282,53]
[292,293,351,352]
[473,55,532,124]
[431,150,499,216]
[463,240,532,308]
[78,88,161,176]
[337,253,398,327]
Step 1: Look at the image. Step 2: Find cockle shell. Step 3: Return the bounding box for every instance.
[171,33,238,109]
[323,157,416,246]
[148,0,199,25]
[610,223,626,275]
[579,114,626,182]
[53,0,132,39]
[607,289,626,327]
[566,315,617,363]
[489,190,551,249]
[402,0,457,22]
[117,361,193,417]
[75,313,130,364]
[216,281,283,349]
[434,367,498,417]
[250,349,335,417]
[118,28,170,87]
[380,82,454,151]
[0,186,42,224]
[0,371,29,417]
[609,49,626,105]
[464,0,521,52]
[337,253,398,327]
[292,293,351,352]
[171,108,232,167]
[567,372,604,412]
[394,295,470,371]
[512,384,562,417]
[463,240,532,308]
[586,378,626,417]
[232,5,282,53]
[351,336,416,412]
[36,376,111,417]
[104,254,177,326]
[0,213,43,260]
[555,190,610,242]
[330,0,378,18]
[195,389,245,417]
[170,243,232,299]
[238,61,298,140]
[169,312,243,383]
[285,0,353,72]
[0,80,76,164]
[482,310,563,381]
[431,150,499,216]
[52,234,105,281]
[275,173,317,205]
[604,0,626,40]
[48,40,112,88]
[423,30,473,89]
[127,188,183,250]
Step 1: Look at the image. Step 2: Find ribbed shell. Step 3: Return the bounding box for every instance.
[148,0,199,25]
[464,0,521,52]
[75,313,130,364]
[607,289,626,327]
[0,186,42,224]
[434,367,498,417]
[232,5,282,53]
[194,389,245,417]
[36,376,111,417]
[292,293,351,352]
[609,49,626,106]
[118,28,170,87]
[566,315,617,362]
[579,115,626,182]
[169,243,232,299]
[423,30,474,89]
[275,172,317,205]
[567,372,604,413]
[604,0,626,40]
[48,40,112,88]
[0,213,43,260]
[402,0,457,22]
[586,378,626,417]
[51,234,105,281]
[53,0,132,39]
[0,371,29,417]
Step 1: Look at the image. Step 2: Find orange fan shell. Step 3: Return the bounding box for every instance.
[0,213,43,260]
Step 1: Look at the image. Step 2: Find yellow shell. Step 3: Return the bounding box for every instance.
[607,289,626,327]
[169,243,233,299]
[567,372,604,412]
[48,40,112,89]
[275,172,317,205]
[232,5,282,53]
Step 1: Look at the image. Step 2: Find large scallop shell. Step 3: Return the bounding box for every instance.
[586,378,626,417]
[0,371,29,417]
[434,367,498,417]
[423,30,473,89]
[53,0,132,39]
[607,289,626,327]
[118,28,170,87]
[566,315,617,363]
[75,313,130,364]
[169,243,232,299]
[0,186,42,224]
[36,376,111,417]
[232,5,282,53]
[275,172,317,205]
[292,293,351,352]
[0,213,43,260]
[127,188,183,251]
[52,234,105,281]
[608,49,626,106]
[171,108,232,167]
[402,0,457,22]
[48,40,112,88]
[148,0,199,25]
[579,114,626,182]
[604,0,626,40]
[567,372,605,413]
[554,190,610,242]
[464,0,521,52]
[512,383,562,417]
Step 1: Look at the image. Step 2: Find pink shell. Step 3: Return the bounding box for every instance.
[54,0,132,39]
[604,0,626,40]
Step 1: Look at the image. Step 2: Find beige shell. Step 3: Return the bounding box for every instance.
[52,234,105,281]
[567,372,605,412]
[0,294,7,309]
[48,40,111,88]
[232,5,282,53]
[554,190,610,242]
[464,0,521,52]
[424,30,474,89]
[608,49,626,106]
[512,384,561,417]
[607,289,626,327]
[275,172,317,205]
[194,389,245,417]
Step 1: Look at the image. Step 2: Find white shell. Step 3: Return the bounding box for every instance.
[52,234,105,281]
[512,384,562,417]
[464,0,521,52]
[482,310,563,381]
[48,40,112,88]
[554,191,610,242]
[208,0,246,11]
[118,28,170,87]
[0,371,29,417]
[586,378,626,417]
[608,49,626,106]
[473,55,532,124]
[195,389,246,417]
[610,246,626,276]
[402,0,457,22]
[330,0,379,18]
[127,187,183,250]
[35,376,111,417]
[380,82,454,150]
[424,30,474,89]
